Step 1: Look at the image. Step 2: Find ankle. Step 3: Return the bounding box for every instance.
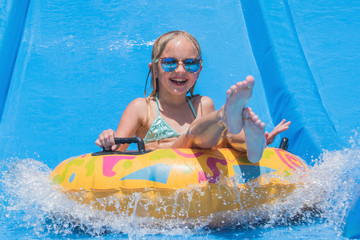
[218,106,227,127]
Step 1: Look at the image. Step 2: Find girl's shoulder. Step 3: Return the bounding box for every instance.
[127,97,148,109]
[190,94,214,105]
[124,98,148,117]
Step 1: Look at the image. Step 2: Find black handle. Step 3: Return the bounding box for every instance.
[115,137,146,153]
[102,137,146,153]
[279,137,289,150]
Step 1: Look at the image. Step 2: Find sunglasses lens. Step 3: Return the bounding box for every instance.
[160,58,201,73]
[161,58,178,72]
[184,59,201,73]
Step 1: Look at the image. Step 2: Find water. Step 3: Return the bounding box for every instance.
[1,140,359,239]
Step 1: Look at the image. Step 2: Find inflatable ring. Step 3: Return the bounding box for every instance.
[51,138,308,219]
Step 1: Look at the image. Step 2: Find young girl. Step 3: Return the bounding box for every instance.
[95,31,290,163]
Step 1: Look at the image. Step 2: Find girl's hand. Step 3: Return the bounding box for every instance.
[95,129,119,151]
[265,119,291,145]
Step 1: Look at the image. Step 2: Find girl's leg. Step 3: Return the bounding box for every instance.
[172,76,255,149]
[174,107,266,163]
[171,109,227,148]
[223,76,254,134]
[223,130,247,153]
[242,107,266,163]
[172,76,266,163]
[226,108,266,163]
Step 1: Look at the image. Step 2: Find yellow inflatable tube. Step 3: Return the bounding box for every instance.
[51,141,308,219]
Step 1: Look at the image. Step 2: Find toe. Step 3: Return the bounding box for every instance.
[246,75,255,87]
[251,114,259,122]
[230,85,237,93]
[226,89,232,97]
[236,81,245,88]
[254,119,261,126]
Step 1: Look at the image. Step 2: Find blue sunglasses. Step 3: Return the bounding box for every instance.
[155,57,202,73]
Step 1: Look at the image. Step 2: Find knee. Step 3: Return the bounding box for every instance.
[185,125,224,149]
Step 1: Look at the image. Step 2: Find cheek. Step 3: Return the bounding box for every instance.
[192,72,200,82]
[157,74,170,88]
[188,75,198,88]
[157,71,170,82]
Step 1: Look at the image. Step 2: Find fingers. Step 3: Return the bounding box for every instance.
[265,119,291,145]
[264,131,273,145]
[279,120,291,129]
[273,119,291,132]
[277,119,291,127]
[96,129,116,151]
[265,131,274,145]
[111,144,120,151]
[265,131,269,138]
[95,139,102,147]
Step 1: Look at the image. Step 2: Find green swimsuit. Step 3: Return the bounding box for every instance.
[143,96,197,144]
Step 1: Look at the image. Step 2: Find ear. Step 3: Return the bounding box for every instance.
[148,63,152,70]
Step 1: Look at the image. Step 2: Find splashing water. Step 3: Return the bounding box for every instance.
[0,159,212,238]
[0,144,359,239]
[310,148,360,233]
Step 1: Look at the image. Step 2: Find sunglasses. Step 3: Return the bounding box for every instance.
[155,57,202,73]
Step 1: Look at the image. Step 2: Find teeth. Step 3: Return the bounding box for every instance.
[171,79,187,82]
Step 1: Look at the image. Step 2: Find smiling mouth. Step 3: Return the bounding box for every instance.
[170,78,187,86]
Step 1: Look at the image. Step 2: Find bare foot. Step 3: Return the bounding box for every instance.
[243,107,266,163]
[223,76,255,134]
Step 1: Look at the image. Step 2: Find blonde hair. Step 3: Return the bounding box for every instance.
[144,31,202,123]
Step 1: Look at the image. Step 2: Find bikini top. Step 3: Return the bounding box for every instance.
[143,96,197,144]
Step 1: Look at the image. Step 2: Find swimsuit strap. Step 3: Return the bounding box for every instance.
[155,95,160,116]
[186,96,197,118]
[156,95,197,118]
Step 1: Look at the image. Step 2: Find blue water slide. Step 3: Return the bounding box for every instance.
[0,0,271,166]
[0,0,30,119]
[242,0,344,159]
[0,0,359,237]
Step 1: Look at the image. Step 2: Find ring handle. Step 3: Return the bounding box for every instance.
[279,137,289,150]
[102,137,146,153]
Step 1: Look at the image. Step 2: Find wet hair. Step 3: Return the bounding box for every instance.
[144,31,202,123]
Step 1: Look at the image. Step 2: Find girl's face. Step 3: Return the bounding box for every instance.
[154,37,202,98]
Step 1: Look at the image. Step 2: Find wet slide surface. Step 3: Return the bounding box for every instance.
[0,0,359,238]
[288,0,360,152]
[1,0,269,168]
[1,0,358,166]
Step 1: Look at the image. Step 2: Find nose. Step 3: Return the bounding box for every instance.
[175,61,186,72]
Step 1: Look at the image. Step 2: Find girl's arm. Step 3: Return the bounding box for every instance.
[95,98,147,151]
